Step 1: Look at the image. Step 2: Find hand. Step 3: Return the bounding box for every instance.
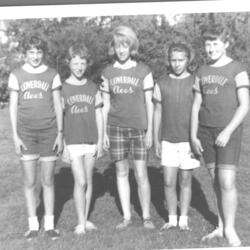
[53,133,63,155]
[215,129,231,147]
[154,139,161,158]
[145,130,153,149]
[95,140,104,159]
[13,135,27,155]
[103,133,110,151]
[191,137,203,156]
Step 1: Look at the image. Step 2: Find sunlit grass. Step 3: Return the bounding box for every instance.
[0,107,250,250]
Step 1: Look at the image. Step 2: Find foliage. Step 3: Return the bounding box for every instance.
[1,12,250,102]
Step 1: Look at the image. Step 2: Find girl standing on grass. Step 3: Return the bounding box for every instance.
[101,25,155,229]
[153,43,200,232]
[62,43,103,235]
[191,24,249,247]
[8,34,63,241]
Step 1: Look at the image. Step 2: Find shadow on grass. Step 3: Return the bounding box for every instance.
[37,163,107,226]
[36,165,74,226]
[103,162,143,219]
[148,166,217,226]
[36,162,217,228]
[147,166,168,221]
[191,177,217,226]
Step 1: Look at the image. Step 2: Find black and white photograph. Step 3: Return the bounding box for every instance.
[0,1,249,249]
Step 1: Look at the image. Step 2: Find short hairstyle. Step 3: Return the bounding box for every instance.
[109,25,139,57]
[202,24,230,43]
[67,42,91,62]
[167,43,191,62]
[23,33,47,53]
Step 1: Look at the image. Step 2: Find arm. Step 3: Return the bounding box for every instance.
[9,90,27,155]
[100,76,110,150]
[191,91,203,155]
[102,92,110,150]
[52,89,63,154]
[95,91,104,158]
[216,72,249,147]
[144,73,154,149]
[153,83,162,158]
[153,102,162,158]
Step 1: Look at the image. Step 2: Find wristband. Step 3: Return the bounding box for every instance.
[58,130,63,133]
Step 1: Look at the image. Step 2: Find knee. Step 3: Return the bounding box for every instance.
[23,178,36,189]
[75,178,87,190]
[164,178,175,189]
[220,179,236,191]
[135,171,148,186]
[42,175,54,187]
[116,168,129,178]
[179,177,191,189]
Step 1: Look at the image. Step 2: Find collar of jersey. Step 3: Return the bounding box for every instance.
[113,60,137,69]
[22,63,48,74]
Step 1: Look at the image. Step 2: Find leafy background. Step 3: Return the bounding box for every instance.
[1,12,250,104]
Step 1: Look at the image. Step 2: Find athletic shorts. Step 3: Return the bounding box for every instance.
[161,140,200,169]
[18,126,58,162]
[198,125,243,167]
[107,125,147,161]
[66,144,97,160]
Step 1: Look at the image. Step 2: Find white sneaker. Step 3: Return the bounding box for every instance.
[74,225,86,235]
[160,222,177,232]
[86,221,97,231]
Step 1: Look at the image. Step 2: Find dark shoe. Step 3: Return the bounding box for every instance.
[24,230,38,241]
[46,229,60,240]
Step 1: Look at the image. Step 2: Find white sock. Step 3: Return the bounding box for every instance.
[179,215,188,226]
[44,215,54,231]
[28,216,39,231]
[168,215,177,226]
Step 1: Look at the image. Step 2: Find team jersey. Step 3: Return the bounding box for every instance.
[62,79,103,145]
[153,74,194,142]
[8,64,61,130]
[101,60,154,130]
[193,60,249,127]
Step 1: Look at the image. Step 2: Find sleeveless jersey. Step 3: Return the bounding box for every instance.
[194,61,248,127]
[11,67,58,130]
[62,80,99,145]
[156,74,194,142]
[102,62,152,129]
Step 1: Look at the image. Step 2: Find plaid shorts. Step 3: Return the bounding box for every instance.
[107,125,147,161]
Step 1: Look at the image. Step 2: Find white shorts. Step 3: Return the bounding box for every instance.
[21,154,58,162]
[66,144,97,160]
[161,141,200,170]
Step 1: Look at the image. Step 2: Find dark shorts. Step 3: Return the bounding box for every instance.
[18,126,58,161]
[107,125,147,161]
[198,125,243,167]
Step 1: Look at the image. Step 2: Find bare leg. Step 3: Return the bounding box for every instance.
[133,160,154,229]
[84,154,97,230]
[116,159,131,228]
[179,169,192,230]
[70,156,86,234]
[202,163,224,241]
[133,160,151,220]
[22,160,39,231]
[41,161,56,217]
[160,166,178,230]
[218,166,241,247]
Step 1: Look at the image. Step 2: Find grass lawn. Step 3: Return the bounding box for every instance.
[0,106,250,250]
